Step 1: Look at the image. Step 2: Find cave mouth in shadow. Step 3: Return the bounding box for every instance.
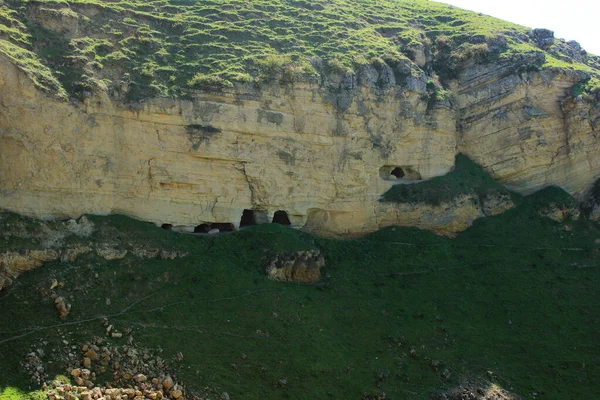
[272,210,291,225]
[194,224,210,233]
[161,224,173,230]
[240,209,257,228]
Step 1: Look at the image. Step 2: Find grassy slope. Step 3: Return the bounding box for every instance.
[1,187,599,399]
[0,0,599,100]
[380,153,520,205]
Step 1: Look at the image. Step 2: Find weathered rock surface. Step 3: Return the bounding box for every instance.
[1,47,599,237]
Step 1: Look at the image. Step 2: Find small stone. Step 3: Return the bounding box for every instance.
[170,389,182,399]
[111,332,123,338]
[81,369,91,379]
[82,357,92,369]
[50,278,58,290]
[162,376,174,390]
[84,349,99,361]
[208,228,220,235]
[71,368,81,377]
[134,374,147,383]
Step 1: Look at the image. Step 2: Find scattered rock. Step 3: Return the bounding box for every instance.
[163,376,174,390]
[54,296,70,319]
[208,228,220,235]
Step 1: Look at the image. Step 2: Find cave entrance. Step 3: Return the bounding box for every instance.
[391,167,405,179]
[210,223,235,232]
[194,224,210,233]
[272,210,291,225]
[379,165,423,181]
[240,209,257,228]
[161,224,173,230]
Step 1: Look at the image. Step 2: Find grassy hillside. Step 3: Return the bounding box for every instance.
[0,185,599,399]
[0,0,599,101]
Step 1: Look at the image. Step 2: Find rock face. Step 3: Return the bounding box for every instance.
[1,49,600,237]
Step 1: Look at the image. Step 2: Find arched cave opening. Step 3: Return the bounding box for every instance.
[210,223,235,232]
[161,224,173,230]
[194,224,210,233]
[391,167,405,179]
[240,209,257,228]
[272,210,291,225]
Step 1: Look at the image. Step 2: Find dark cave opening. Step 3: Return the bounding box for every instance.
[391,167,405,179]
[272,210,291,225]
[194,224,210,233]
[240,209,257,228]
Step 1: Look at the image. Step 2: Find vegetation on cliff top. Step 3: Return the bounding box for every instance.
[1,183,599,399]
[0,0,599,101]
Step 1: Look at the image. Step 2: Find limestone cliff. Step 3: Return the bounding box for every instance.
[1,1,600,236]
[1,51,598,236]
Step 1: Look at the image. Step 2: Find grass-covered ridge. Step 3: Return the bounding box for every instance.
[1,184,599,399]
[381,154,518,205]
[0,0,599,100]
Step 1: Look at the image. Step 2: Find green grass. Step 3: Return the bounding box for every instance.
[0,0,598,100]
[1,184,599,399]
[381,153,519,205]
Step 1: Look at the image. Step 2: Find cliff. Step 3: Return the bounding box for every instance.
[1,0,599,236]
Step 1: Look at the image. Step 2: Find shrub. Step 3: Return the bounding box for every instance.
[188,73,233,89]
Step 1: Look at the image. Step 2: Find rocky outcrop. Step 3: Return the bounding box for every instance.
[265,250,325,283]
[376,193,515,238]
[438,382,520,400]
[1,43,599,237]
[0,240,188,291]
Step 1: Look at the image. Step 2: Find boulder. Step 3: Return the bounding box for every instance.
[265,250,325,283]
[532,28,554,49]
